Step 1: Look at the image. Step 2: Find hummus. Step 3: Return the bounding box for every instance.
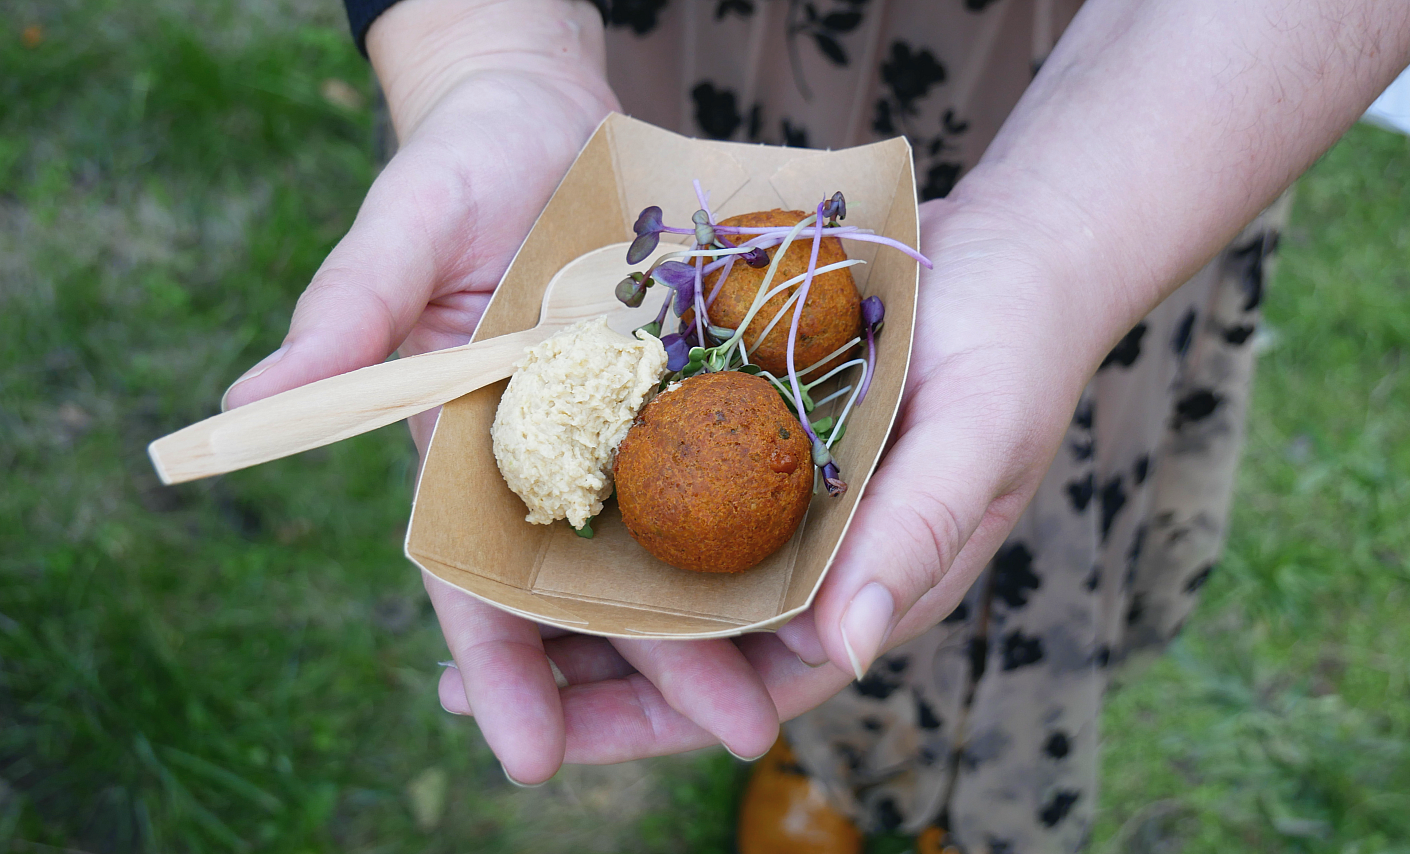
[491,317,669,528]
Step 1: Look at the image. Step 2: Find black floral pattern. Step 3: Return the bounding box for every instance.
[1000,630,1045,670]
[872,43,971,198]
[605,0,669,35]
[1174,389,1222,427]
[1066,473,1094,513]
[992,542,1041,609]
[1044,731,1071,759]
[881,41,946,111]
[715,0,753,19]
[1038,791,1081,828]
[781,118,810,148]
[1228,230,1279,311]
[1173,308,1197,357]
[920,161,963,200]
[604,6,1293,850]
[784,0,871,99]
[1100,322,1147,369]
[1100,475,1127,541]
[691,82,742,139]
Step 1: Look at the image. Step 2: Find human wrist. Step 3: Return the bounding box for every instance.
[366,0,615,139]
[922,171,1145,387]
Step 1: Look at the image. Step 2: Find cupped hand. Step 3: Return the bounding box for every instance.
[434,189,1129,768]
[221,0,788,784]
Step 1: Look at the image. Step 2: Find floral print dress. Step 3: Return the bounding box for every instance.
[600,2,1288,851]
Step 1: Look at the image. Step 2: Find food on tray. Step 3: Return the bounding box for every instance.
[490,317,667,529]
[613,371,813,573]
[685,209,860,376]
[491,183,930,572]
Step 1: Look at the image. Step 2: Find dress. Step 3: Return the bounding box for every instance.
[601,2,1288,852]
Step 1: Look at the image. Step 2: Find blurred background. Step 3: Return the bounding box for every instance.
[1,1,1407,851]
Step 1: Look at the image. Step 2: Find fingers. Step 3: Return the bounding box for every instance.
[774,609,829,667]
[809,387,1032,681]
[221,149,467,411]
[610,638,780,760]
[544,634,635,685]
[559,674,719,763]
[554,633,852,764]
[735,631,854,720]
[424,571,565,785]
[438,631,787,765]
[438,633,635,704]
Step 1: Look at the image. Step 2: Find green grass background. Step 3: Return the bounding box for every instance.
[1,2,1406,851]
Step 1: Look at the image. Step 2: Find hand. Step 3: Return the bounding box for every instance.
[229,0,1410,784]
[488,0,1410,764]
[221,0,789,784]
[771,191,1113,678]
[434,189,1124,764]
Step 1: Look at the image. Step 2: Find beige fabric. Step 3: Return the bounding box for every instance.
[602,3,1285,850]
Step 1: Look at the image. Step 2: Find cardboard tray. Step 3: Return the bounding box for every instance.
[407,113,919,639]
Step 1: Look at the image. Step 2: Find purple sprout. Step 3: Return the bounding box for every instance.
[742,246,770,267]
[619,189,925,494]
[861,294,885,330]
[659,333,690,372]
[856,295,884,404]
[627,206,666,264]
[782,201,848,497]
[691,181,718,347]
[692,256,707,347]
[648,260,698,316]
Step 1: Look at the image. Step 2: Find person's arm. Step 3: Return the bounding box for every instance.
[783,0,1410,684]
[438,0,1410,763]
[224,0,787,785]
[233,0,1410,775]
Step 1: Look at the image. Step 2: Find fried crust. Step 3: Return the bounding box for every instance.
[613,371,813,573]
[691,209,861,376]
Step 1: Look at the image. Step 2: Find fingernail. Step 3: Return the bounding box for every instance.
[776,621,830,667]
[439,698,469,716]
[839,583,895,681]
[220,346,286,411]
[724,744,769,762]
[436,660,470,716]
[547,658,569,689]
[502,764,547,788]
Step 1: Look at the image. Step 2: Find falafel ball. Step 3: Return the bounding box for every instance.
[692,209,861,376]
[613,371,813,573]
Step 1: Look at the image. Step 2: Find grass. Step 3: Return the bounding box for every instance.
[1,1,1407,851]
[1093,127,1410,852]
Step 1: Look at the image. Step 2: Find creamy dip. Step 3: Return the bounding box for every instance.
[491,317,668,528]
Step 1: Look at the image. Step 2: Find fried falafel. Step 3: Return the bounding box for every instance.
[613,371,813,573]
[691,209,861,376]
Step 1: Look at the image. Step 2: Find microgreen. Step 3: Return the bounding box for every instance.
[627,206,665,263]
[857,295,884,405]
[659,332,691,372]
[615,186,930,495]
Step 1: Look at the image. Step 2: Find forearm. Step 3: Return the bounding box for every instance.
[954,0,1410,367]
[366,0,615,139]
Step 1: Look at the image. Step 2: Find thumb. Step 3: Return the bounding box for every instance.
[220,155,458,411]
[811,390,1038,681]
